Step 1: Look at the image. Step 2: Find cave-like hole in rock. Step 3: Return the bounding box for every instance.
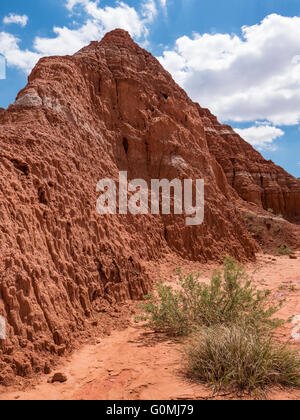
[123,138,129,154]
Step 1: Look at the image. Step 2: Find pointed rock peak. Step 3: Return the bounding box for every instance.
[100,29,136,46]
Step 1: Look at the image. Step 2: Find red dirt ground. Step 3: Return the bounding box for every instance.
[1,252,299,401]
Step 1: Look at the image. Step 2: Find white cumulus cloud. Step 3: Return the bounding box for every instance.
[0,0,160,74]
[33,20,103,56]
[3,13,28,27]
[158,14,300,127]
[0,32,40,74]
[65,0,156,37]
[234,124,284,151]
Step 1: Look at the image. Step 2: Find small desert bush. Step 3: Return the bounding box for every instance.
[277,245,294,256]
[184,325,300,393]
[139,257,282,336]
[245,213,254,222]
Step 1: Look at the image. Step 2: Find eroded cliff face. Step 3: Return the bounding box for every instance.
[0,29,297,384]
[197,107,300,221]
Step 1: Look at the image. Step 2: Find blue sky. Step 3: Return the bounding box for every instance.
[0,0,300,177]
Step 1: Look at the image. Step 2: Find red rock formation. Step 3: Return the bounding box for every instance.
[0,29,297,383]
[197,107,300,220]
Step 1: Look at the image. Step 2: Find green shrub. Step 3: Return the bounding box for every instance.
[277,245,294,256]
[245,213,254,222]
[184,325,300,393]
[139,257,282,336]
[138,257,300,395]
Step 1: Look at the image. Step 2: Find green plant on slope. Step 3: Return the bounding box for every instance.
[277,245,294,256]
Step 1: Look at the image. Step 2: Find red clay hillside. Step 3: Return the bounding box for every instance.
[0,29,299,385]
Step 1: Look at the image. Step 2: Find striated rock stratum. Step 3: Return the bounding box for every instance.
[198,107,300,220]
[0,29,299,383]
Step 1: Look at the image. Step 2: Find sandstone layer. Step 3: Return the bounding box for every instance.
[0,29,299,384]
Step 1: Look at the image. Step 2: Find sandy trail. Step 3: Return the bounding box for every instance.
[1,253,300,401]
